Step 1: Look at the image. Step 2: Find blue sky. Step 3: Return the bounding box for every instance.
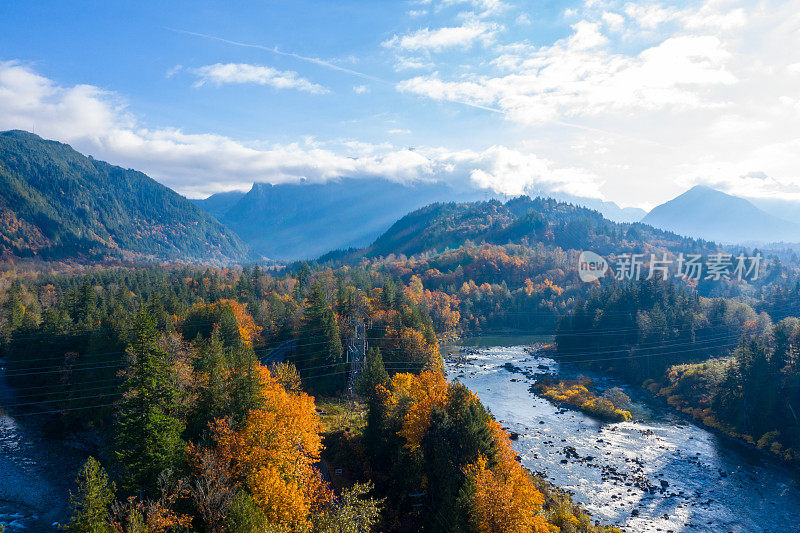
[0,1,557,145]
[1,0,799,208]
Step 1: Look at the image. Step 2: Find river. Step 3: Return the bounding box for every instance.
[445,341,800,533]
[3,343,800,532]
[0,359,84,531]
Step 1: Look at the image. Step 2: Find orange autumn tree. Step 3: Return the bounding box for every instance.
[374,371,552,532]
[209,363,331,531]
[210,299,261,345]
[392,371,450,449]
[182,299,261,346]
[464,420,551,533]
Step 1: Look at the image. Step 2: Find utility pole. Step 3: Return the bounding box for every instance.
[346,313,369,396]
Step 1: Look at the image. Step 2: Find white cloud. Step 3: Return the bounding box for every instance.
[568,20,608,49]
[189,63,329,94]
[398,31,735,123]
[464,145,604,198]
[382,20,500,51]
[419,0,508,18]
[353,84,370,94]
[601,11,625,31]
[388,128,412,134]
[393,57,436,71]
[0,61,602,200]
[394,0,800,206]
[624,3,677,29]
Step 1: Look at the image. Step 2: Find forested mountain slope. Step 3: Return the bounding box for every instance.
[207,178,488,261]
[333,196,711,260]
[0,131,251,263]
[191,181,649,261]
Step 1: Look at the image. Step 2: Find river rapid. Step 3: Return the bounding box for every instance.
[445,342,800,533]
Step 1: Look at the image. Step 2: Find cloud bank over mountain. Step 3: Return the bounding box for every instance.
[0,60,603,200]
[3,0,800,208]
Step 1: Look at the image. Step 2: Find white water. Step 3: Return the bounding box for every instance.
[446,344,800,533]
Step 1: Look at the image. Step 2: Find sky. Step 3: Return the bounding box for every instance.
[1,0,799,209]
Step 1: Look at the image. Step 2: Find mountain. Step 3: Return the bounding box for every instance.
[552,194,648,223]
[190,178,647,261]
[190,190,246,220]
[0,130,251,263]
[320,195,709,263]
[745,196,800,227]
[641,185,800,244]
[209,178,490,261]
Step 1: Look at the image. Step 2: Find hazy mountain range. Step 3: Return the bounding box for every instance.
[191,179,489,261]
[192,180,648,261]
[3,130,800,265]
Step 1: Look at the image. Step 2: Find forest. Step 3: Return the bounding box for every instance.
[2,197,800,531]
[555,279,800,463]
[0,262,620,532]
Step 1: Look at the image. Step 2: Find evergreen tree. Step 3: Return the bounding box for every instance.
[66,457,115,533]
[322,305,343,364]
[217,304,242,348]
[114,308,185,492]
[294,283,344,393]
[421,383,495,533]
[357,347,389,398]
[188,332,227,437]
[226,344,264,427]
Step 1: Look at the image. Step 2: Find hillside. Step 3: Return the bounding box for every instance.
[0,130,251,263]
[339,195,708,260]
[190,178,651,261]
[642,185,800,244]
[211,178,488,261]
[190,190,245,220]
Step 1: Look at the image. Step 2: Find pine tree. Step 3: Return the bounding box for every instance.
[217,304,242,348]
[357,347,389,398]
[188,332,227,437]
[322,306,343,364]
[114,308,185,493]
[66,457,115,533]
[295,283,344,393]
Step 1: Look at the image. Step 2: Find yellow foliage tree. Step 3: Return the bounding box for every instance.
[464,421,551,533]
[211,299,261,345]
[210,364,331,531]
[386,327,442,372]
[393,371,450,450]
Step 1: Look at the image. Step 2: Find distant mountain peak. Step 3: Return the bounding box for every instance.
[190,177,490,261]
[686,184,715,192]
[642,185,800,244]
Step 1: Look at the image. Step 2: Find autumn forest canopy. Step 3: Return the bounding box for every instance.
[1,134,800,532]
